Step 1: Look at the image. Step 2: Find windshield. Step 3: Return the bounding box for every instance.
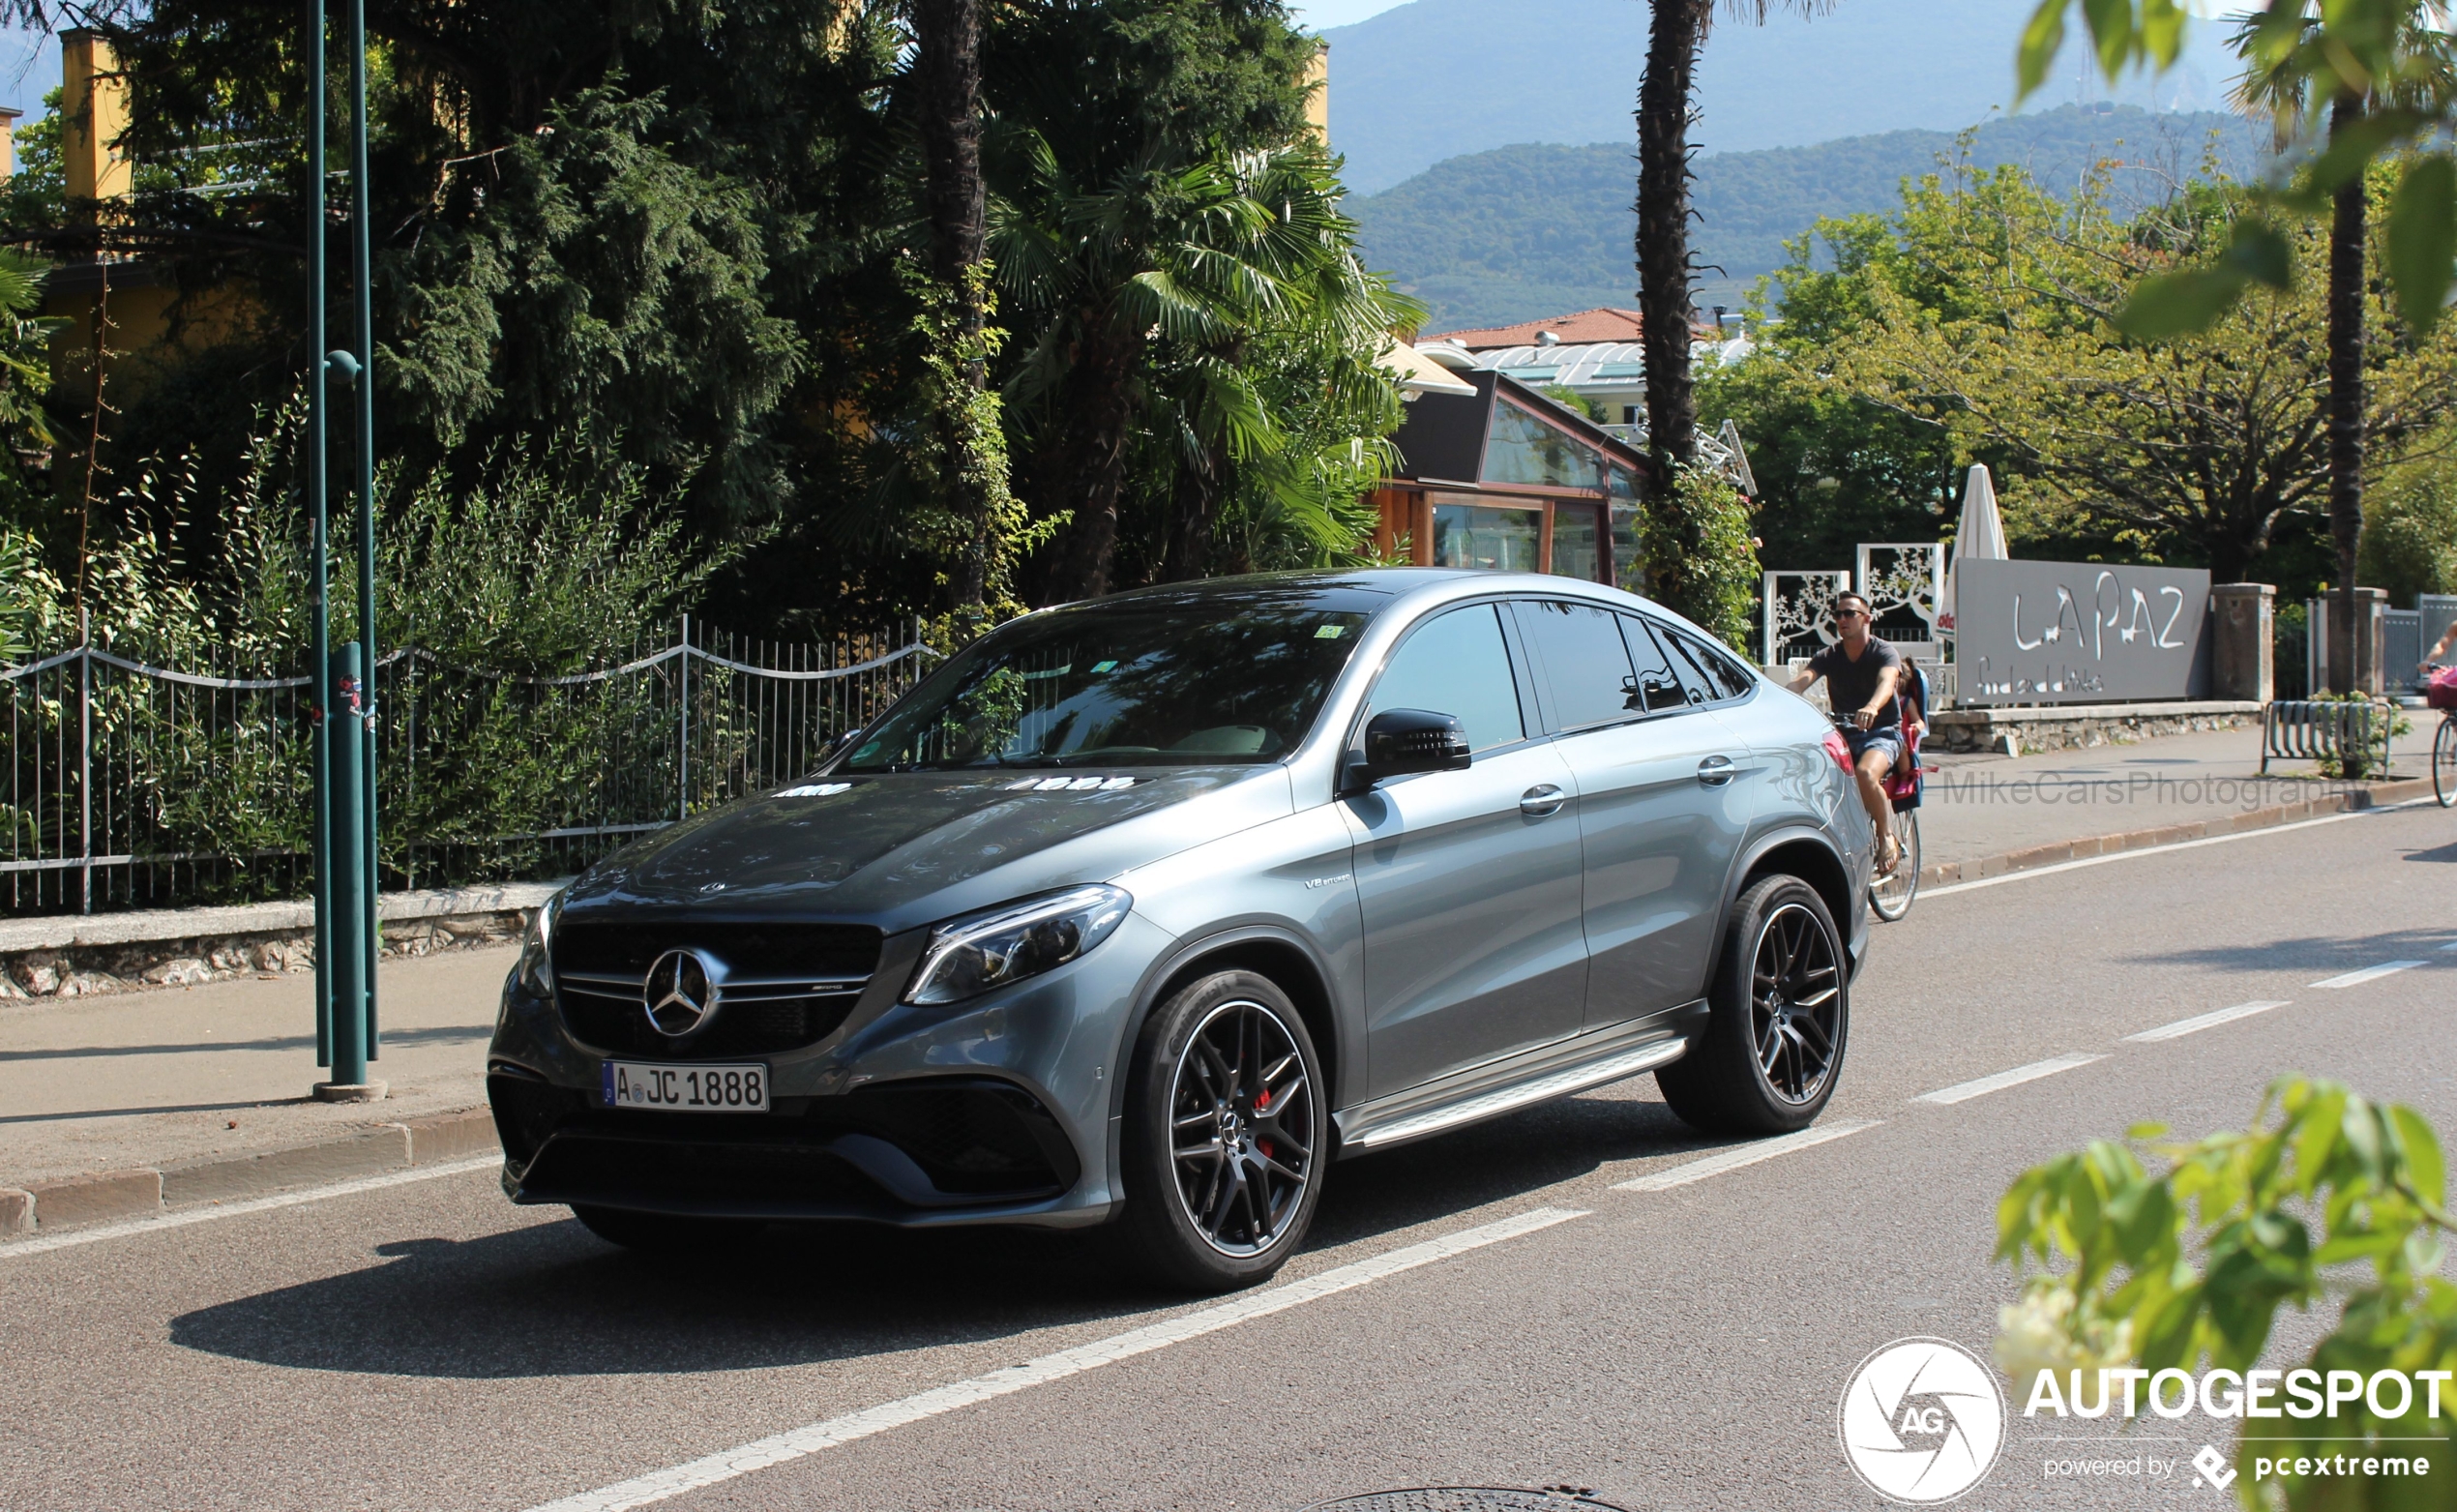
[842,598,1376,771]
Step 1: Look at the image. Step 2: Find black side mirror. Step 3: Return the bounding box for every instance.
[1346,708,1471,791]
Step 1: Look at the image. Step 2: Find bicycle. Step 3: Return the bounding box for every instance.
[2425,663,2457,808]
[1832,709,1924,921]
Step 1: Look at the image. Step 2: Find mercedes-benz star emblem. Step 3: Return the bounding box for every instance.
[641,948,721,1037]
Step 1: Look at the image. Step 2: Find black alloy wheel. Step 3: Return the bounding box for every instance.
[1120,970,1324,1290]
[2435,716,2456,808]
[1657,874,1850,1136]
[1749,899,1844,1103]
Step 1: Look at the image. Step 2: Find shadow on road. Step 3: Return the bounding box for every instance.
[2122,926,2456,975]
[2401,842,2457,865]
[167,1082,1712,1380]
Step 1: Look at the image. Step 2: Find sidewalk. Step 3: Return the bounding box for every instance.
[0,947,505,1230]
[2,718,2446,1237]
[1916,721,2434,873]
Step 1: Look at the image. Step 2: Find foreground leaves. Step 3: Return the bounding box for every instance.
[1998,1078,2457,1508]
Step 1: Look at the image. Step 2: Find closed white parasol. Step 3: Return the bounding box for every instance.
[1941,463,2007,627]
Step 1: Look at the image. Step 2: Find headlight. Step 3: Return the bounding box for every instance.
[514,892,562,996]
[903,885,1131,1005]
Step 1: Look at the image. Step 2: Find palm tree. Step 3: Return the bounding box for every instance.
[910,0,997,614]
[1635,0,1824,621]
[991,135,1402,600]
[2234,8,2457,692]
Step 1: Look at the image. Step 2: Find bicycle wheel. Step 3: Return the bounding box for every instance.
[1871,812,1920,921]
[2436,716,2456,808]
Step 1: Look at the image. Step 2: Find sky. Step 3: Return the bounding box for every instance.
[1290,0,1409,26]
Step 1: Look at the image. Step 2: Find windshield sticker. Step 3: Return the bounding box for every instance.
[1314,624,1346,638]
[1020,665,1075,681]
[1002,776,1138,792]
[1090,660,1118,673]
[775,782,854,798]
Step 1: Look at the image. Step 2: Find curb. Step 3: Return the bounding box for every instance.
[1916,777,2436,889]
[0,1107,498,1237]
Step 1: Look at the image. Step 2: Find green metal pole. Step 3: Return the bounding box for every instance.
[306,0,333,1073]
[348,0,380,1060]
[326,639,369,1087]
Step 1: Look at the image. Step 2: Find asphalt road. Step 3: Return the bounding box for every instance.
[3,801,2453,1512]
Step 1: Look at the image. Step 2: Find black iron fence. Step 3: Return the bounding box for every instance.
[0,619,936,916]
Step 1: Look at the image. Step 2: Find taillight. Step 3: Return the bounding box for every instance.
[1823,729,1854,776]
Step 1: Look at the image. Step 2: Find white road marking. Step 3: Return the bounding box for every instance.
[2123,1001,2292,1043]
[1612,1119,1879,1193]
[1920,799,2433,901]
[525,1204,1590,1512]
[2439,940,2457,952]
[1915,1053,2104,1106]
[2313,961,2427,990]
[0,1154,502,1260]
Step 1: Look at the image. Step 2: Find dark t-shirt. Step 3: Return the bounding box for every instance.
[1809,637,1904,728]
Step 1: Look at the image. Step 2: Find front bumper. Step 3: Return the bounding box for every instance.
[485,910,1176,1228]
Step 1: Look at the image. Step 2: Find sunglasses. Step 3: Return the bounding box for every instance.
[1835,608,1868,619]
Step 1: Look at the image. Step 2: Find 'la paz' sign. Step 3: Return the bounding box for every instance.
[1954,558,2210,705]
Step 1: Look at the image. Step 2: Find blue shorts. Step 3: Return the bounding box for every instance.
[1844,726,1904,772]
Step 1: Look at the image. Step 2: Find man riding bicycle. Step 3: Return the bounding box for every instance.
[1789,592,1913,875]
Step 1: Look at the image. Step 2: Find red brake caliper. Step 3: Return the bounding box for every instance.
[1254,1085,1273,1158]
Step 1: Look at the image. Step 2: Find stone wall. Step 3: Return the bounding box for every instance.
[0,906,536,1001]
[1926,703,2262,756]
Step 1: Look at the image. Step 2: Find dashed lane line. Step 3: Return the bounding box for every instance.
[1611,1119,1880,1193]
[2123,1001,2293,1043]
[524,1204,1590,1512]
[0,1154,503,1260]
[2313,961,2428,990]
[1913,1053,2105,1106]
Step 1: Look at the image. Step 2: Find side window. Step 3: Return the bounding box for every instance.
[1659,624,1756,704]
[1515,600,1637,730]
[1366,605,1525,753]
[1617,615,1691,714]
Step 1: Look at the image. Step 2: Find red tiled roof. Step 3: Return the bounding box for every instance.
[1427,307,1646,350]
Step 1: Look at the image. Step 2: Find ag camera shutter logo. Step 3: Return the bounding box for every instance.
[1838,1337,2006,1503]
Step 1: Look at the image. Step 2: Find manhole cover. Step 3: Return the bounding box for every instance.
[1305,1490,1629,1512]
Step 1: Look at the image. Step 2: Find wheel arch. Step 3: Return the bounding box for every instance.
[1729,829,1854,949]
[1113,924,1347,1124]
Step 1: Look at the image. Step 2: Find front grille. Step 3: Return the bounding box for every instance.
[554,920,880,978]
[550,919,882,1058]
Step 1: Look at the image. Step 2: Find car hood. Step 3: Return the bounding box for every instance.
[560,766,1290,933]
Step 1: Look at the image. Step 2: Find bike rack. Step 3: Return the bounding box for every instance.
[2261,699,2392,775]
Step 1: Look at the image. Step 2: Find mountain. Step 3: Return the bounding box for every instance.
[1350,104,2272,333]
[1320,0,2250,194]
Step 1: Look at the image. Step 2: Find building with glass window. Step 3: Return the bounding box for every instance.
[1369,369,1652,593]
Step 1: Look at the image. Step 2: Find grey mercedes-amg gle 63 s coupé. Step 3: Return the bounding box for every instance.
[487,569,1873,1289]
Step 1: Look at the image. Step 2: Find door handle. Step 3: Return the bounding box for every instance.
[1518,784,1567,817]
[1697,755,1736,786]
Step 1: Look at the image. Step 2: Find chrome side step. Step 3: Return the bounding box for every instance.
[1335,1011,1696,1153]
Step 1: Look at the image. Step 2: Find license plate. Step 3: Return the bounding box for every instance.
[601,1061,770,1112]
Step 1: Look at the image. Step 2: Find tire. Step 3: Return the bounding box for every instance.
[1656,874,1849,1136]
[1871,813,1920,922]
[2436,717,2456,808]
[1117,970,1327,1291]
[571,1204,757,1255]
